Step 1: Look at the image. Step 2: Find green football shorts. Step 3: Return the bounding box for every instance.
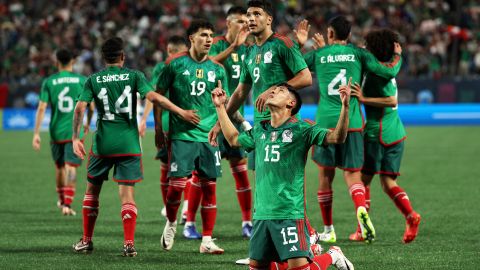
[50,142,82,168]
[249,219,312,263]
[155,145,169,164]
[362,140,404,177]
[312,131,364,171]
[168,140,222,179]
[86,153,143,186]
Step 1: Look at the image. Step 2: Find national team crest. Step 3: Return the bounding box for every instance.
[232,53,239,62]
[255,54,262,64]
[170,162,178,172]
[270,131,278,142]
[282,129,293,143]
[196,69,204,78]
[264,51,273,63]
[207,71,216,82]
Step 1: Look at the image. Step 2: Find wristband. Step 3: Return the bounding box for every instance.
[241,121,252,131]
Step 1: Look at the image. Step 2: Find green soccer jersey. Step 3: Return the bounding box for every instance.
[209,36,248,115]
[39,71,86,143]
[363,75,406,145]
[79,66,153,156]
[157,52,229,142]
[304,44,402,130]
[151,62,169,132]
[239,34,308,122]
[238,118,328,220]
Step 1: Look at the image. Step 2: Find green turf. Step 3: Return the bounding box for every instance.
[1,127,479,269]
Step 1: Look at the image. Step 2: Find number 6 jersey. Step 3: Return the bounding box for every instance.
[304,44,402,131]
[156,52,229,143]
[40,71,86,143]
[79,66,152,156]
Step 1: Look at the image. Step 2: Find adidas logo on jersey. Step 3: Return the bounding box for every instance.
[182,70,190,76]
[289,246,298,252]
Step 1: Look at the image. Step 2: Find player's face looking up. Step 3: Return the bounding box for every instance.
[189,28,214,55]
[227,14,248,37]
[246,7,272,35]
[265,86,296,111]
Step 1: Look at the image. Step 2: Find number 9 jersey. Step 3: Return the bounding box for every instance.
[40,71,87,143]
[79,66,152,156]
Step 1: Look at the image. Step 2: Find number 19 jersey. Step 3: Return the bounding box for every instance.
[39,71,86,143]
[304,44,402,130]
[156,52,229,142]
[238,118,328,220]
[79,66,152,156]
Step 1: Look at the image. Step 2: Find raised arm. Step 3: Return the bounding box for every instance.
[211,26,249,63]
[324,79,351,144]
[362,43,403,79]
[32,101,48,151]
[212,81,241,147]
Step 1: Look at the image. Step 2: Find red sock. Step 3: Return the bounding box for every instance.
[317,190,333,226]
[63,186,75,206]
[56,187,65,206]
[231,162,252,221]
[348,183,366,210]
[200,180,217,236]
[186,172,202,222]
[387,186,413,218]
[82,194,99,242]
[311,254,333,270]
[121,203,137,245]
[160,163,169,205]
[184,177,191,201]
[166,177,187,222]
[365,185,371,212]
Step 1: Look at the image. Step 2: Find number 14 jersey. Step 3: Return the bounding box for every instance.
[79,66,152,156]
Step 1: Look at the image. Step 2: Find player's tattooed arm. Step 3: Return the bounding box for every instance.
[32,101,48,151]
[351,82,397,108]
[325,78,351,145]
[72,101,88,159]
[84,102,95,135]
[211,81,241,147]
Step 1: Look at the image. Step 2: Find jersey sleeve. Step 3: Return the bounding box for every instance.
[238,129,255,151]
[78,77,94,102]
[383,78,397,97]
[359,48,403,79]
[150,63,164,86]
[156,62,174,93]
[136,71,153,99]
[303,50,316,72]
[278,41,308,75]
[303,124,329,146]
[39,79,49,102]
[239,58,252,85]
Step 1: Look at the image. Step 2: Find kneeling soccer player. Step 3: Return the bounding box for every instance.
[212,81,354,270]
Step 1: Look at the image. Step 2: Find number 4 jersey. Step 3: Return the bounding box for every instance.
[39,71,87,143]
[156,52,229,142]
[238,118,328,220]
[79,66,152,156]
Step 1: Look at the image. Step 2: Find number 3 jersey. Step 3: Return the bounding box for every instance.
[39,71,86,143]
[304,44,402,131]
[156,52,229,142]
[238,118,328,220]
[79,66,152,156]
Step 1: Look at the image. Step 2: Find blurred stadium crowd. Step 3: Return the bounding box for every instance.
[1,0,479,107]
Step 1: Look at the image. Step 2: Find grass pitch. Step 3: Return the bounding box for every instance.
[1,127,479,269]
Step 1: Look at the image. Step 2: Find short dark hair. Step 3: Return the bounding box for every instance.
[167,35,188,47]
[278,83,302,116]
[227,6,247,16]
[101,37,124,64]
[55,49,73,66]
[247,0,274,17]
[365,29,400,62]
[328,15,351,41]
[186,19,215,37]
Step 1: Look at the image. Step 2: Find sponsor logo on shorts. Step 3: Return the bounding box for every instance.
[289,246,298,252]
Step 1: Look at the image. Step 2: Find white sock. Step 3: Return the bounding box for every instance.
[168,220,177,227]
[181,200,189,214]
[328,249,340,264]
[185,221,195,227]
[324,225,334,233]
[202,236,212,242]
[242,221,252,227]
